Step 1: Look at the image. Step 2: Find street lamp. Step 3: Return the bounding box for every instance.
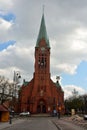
[13,71,21,98]
[9,71,21,118]
[13,71,21,83]
[84,95,87,114]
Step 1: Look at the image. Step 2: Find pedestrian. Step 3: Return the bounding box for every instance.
[58,111,60,119]
[53,109,57,116]
[9,115,12,124]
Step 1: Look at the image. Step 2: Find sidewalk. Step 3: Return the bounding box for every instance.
[0,118,25,130]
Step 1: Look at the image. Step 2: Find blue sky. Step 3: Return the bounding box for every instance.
[62,61,87,89]
[0,0,87,98]
[0,12,15,22]
[0,12,15,50]
[0,41,15,51]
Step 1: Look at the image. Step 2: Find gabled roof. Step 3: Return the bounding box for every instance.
[55,81,64,92]
[36,13,50,48]
[0,105,8,112]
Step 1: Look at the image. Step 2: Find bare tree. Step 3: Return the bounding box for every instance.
[72,88,78,98]
[0,76,14,104]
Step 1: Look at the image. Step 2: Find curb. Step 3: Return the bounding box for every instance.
[52,120,62,130]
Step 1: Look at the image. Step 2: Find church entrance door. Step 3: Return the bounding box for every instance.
[37,100,46,113]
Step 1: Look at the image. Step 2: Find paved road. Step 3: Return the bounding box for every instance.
[1,117,87,130]
[3,117,58,130]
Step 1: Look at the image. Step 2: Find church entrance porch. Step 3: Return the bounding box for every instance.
[37,100,46,113]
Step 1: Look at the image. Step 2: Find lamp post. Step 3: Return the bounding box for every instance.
[84,95,87,114]
[11,71,21,114]
[13,71,21,98]
[56,76,61,118]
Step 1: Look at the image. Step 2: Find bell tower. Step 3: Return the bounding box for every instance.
[33,13,51,94]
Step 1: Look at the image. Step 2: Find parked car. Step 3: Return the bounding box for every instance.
[19,111,30,116]
[84,114,87,120]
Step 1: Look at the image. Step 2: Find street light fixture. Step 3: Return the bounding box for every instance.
[9,71,21,117]
[13,71,21,98]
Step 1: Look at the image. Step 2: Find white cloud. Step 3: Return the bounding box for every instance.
[68,28,87,51]
[0,0,13,10]
[0,18,13,42]
[0,18,12,30]
[63,85,86,99]
[0,42,34,81]
[56,64,77,75]
[0,0,87,98]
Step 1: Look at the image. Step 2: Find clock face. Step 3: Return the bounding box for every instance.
[41,47,45,51]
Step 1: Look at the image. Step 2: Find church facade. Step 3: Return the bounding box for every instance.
[19,13,65,114]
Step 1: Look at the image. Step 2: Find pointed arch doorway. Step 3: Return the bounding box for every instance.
[37,99,46,113]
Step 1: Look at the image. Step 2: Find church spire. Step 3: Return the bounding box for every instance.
[36,12,50,48]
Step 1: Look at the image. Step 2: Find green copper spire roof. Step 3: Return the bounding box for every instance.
[36,13,50,48]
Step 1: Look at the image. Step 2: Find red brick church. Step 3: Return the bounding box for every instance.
[19,13,65,114]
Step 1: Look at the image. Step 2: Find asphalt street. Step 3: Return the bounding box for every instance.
[0,117,87,130]
[2,117,58,130]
